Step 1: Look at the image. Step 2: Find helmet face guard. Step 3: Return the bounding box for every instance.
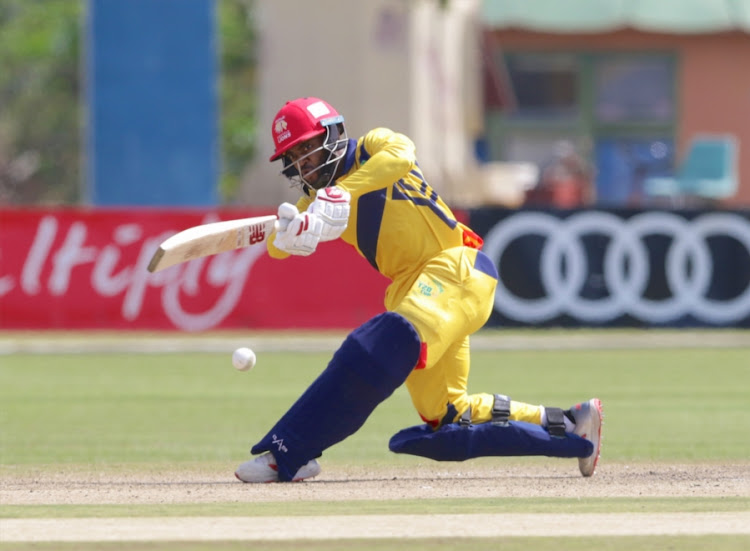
[280,120,347,193]
[270,98,348,194]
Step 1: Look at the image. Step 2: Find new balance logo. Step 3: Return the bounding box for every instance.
[248,224,266,245]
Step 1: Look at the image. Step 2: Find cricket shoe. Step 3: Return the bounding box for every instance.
[235,452,321,483]
[568,398,603,477]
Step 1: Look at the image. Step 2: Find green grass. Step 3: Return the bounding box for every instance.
[2,348,749,466]
[2,342,749,550]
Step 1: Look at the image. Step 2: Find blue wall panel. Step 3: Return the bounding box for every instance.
[87,0,218,206]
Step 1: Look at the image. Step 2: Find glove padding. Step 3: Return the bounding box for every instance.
[309,187,351,242]
[276,202,298,232]
[273,205,323,256]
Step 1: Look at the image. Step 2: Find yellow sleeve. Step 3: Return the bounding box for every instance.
[336,128,415,194]
[266,196,313,259]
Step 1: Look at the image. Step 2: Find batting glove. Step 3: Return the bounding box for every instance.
[276,202,299,232]
[273,212,323,256]
[309,186,351,242]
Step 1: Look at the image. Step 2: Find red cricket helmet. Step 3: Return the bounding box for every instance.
[269,97,344,162]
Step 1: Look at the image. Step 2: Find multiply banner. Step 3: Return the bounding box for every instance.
[0,209,388,331]
[469,208,750,327]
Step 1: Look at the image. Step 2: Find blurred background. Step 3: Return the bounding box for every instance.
[1,0,749,331]
[2,0,748,209]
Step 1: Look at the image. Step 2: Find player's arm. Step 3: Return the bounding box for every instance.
[336,128,416,195]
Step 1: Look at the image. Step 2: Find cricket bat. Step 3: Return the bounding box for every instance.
[147,215,278,273]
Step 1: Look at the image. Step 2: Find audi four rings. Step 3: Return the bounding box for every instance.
[482,211,750,325]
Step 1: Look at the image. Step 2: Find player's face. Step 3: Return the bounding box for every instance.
[284,135,328,189]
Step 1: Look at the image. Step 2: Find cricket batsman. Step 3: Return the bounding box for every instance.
[235,97,603,483]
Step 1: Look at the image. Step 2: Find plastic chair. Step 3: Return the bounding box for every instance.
[644,135,738,202]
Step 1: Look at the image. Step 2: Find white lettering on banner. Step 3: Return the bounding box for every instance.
[50,222,98,295]
[92,224,144,297]
[482,211,750,325]
[11,215,266,331]
[21,216,58,295]
[161,247,263,332]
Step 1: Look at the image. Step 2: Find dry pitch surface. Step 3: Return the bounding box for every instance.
[2,462,750,541]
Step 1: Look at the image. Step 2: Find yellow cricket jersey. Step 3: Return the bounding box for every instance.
[268,128,479,282]
[267,128,539,429]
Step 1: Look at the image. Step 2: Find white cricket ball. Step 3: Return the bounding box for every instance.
[232,347,256,371]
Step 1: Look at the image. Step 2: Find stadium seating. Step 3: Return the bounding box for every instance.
[644,135,738,205]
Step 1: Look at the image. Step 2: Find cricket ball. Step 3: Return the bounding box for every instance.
[232,347,256,371]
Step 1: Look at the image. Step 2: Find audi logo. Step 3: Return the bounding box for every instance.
[482,211,750,325]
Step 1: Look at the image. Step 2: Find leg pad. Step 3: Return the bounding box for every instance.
[252,312,421,481]
[389,420,593,461]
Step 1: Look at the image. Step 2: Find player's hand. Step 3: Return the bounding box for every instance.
[276,202,298,232]
[273,212,323,256]
[309,186,350,241]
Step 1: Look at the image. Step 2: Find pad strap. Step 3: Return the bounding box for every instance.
[459,406,472,427]
[491,394,511,426]
[545,407,566,438]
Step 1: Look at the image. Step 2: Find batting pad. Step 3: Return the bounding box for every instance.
[251,312,421,481]
[389,420,593,461]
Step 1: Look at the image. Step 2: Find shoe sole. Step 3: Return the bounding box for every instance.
[234,461,321,483]
[234,471,277,483]
[577,398,603,477]
[234,472,317,483]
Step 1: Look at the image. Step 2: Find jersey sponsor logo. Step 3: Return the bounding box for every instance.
[417,278,444,297]
[482,211,750,325]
